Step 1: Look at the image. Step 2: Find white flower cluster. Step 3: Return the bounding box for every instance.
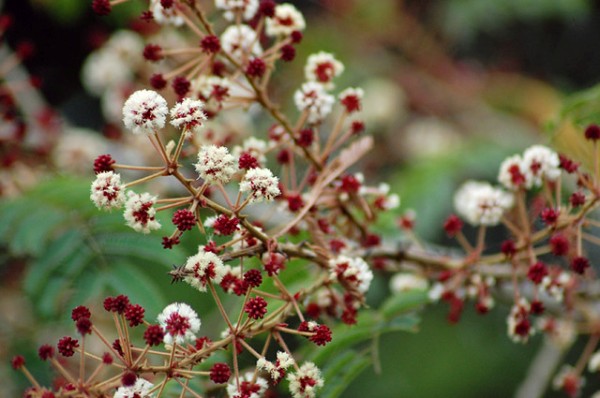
[294,82,335,124]
[359,182,400,211]
[389,273,429,294]
[226,372,268,398]
[552,365,583,394]
[338,87,364,112]
[90,171,126,210]
[287,362,324,398]
[121,90,208,136]
[304,52,344,89]
[233,137,268,165]
[329,255,373,293]
[498,145,561,190]
[150,0,184,26]
[194,145,238,184]
[265,3,306,37]
[257,351,295,382]
[589,351,600,372]
[453,181,514,226]
[239,167,281,203]
[541,271,571,302]
[123,191,161,233]
[169,98,207,135]
[157,302,201,346]
[81,30,144,97]
[183,249,227,292]
[113,378,154,398]
[507,298,534,344]
[192,75,231,102]
[215,0,258,21]
[122,90,169,135]
[220,24,263,63]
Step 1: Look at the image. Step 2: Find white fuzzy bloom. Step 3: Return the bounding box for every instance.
[192,76,231,102]
[288,362,324,398]
[276,351,295,369]
[220,24,262,63]
[522,145,561,188]
[369,183,400,210]
[257,357,278,379]
[338,87,364,112]
[265,3,306,36]
[81,31,143,96]
[294,82,334,124]
[101,87,131,124]
[453,181,514,226]
[257,351,294,382]
[170,98,207,134]
[183,250,227,292]
[113,378,154,398]
[219,265,243,294]
[507,298,534,344]
[122,90,168,135]
[123,192,161,233]
[304,52,344,89]
[215,0,258,21]
[90,171,126,210]
[498,154,527,191]
[380,193,400,210]
[240,167,281,203]
[203,215,217,229]
[233,137,268,164]
[150,0,184,26]
[105,30,145,68]
[552,365,583,393]
[339,87,364,101]
[55,128,108,173]
[329,255,373,293]
[390,273,429,294]
[226,372,268,398]
[589,352,600,372]
[82,51,131,96]
[428,283,445,302]
[541,271,571,302]
[157,302,201,345]
[194,145,238,184]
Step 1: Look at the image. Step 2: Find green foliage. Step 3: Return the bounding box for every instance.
[549,83,600,171]
[0,176,188,319]
[306,288,428,398]
[440,0,590,43]
[557,83,600,128]
[346,305,542,398]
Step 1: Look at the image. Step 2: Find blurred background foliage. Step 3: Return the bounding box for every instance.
[4,0,600,396]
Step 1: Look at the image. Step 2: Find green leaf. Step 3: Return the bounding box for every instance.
[11,209,67,256]
[559,83,600,128]
[1,176,183,320]
[0,198,38,242]
[308,309,420,366]
[320,351,371,398]
[37,277,71,318]
[66,271,106,311]
[380,290,429,319]
[106,263,168,317]
[95,232,185,267]
[23,230,85,294]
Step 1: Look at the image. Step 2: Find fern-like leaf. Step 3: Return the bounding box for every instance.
[0,176,189,319]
